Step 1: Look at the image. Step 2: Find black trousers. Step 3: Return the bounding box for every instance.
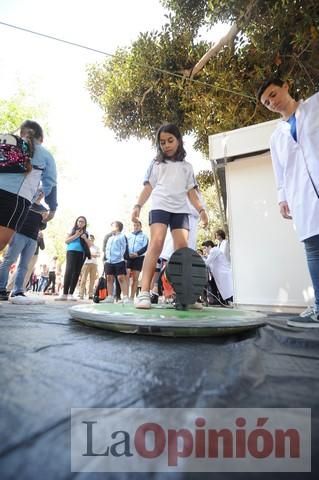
[63,251,85,295]
[44,271,56,293]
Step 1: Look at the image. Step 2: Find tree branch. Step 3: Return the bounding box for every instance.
[242,100,259,126]
[140,85,154,106]
[189,0,256,79]
[139,79,160,115]
[190,23,239,79]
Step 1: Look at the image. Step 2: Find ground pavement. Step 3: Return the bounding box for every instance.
[0,298,318,479]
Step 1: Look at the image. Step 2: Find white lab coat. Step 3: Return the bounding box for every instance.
[160,230,174,261]
[160,213,198,260]
[205,247,233,300]
[160,192,203,260]
[219,239,231,263]
[270,92,319,241]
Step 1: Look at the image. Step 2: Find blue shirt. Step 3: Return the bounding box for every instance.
[127,231,148,256]
[66,237,84,252]
[105,233,127,263]
[287,113,297,142]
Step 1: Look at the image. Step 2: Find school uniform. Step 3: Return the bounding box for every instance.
[144,159,197,229]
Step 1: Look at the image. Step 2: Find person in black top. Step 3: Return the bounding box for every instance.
[0,191,48,302]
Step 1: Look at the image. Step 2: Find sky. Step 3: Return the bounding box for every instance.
[0,0,227,245]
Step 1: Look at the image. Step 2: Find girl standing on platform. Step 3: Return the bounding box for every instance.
[132,124,208,309]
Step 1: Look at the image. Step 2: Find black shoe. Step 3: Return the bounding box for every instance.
[10,292,26,298]
[287,312,319,328]
[0,290,9,301]
[166,248,207,308]
[89,296,93,300]
[150,292,159,304]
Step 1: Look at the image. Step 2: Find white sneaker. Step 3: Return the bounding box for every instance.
[135,291,151,309]
[121,296,132,305]
[104,296,114,303]
[67,294,78,301]
[55,294,68,301]
[300,306,315,317]
[189,302,204,310]
[9,294,45,305]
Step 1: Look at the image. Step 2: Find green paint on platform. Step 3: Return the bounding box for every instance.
[77,303,264,321]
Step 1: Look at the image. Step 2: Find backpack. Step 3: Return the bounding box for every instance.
[0,133,33,173]
[93,275,108,303]
[161,266,175,299]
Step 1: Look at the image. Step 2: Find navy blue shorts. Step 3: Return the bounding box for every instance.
[0,189,31,231]
[104,261,127,276]
[126,256,144,272]
[149,210,189,231]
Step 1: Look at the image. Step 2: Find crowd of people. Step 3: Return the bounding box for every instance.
[0,223,232,306]
[0,120,233,308]
[1,75,318,327]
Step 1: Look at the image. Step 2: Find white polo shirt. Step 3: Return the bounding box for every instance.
[144,159,197,213]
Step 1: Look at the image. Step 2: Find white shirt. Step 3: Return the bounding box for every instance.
[270,92,319,241]
[205,247,233,300]
[84,245,100,265]
[49,259,57,272]
[144,159,196,213]
[219,239,231,263]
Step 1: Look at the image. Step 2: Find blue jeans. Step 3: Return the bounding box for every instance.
[38,276,49,292]
[304,234,319,313]
[0,233,37,294]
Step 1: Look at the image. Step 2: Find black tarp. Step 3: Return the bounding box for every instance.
[0,302,319,479]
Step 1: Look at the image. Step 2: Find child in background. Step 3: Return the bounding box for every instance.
[104,221,129,304]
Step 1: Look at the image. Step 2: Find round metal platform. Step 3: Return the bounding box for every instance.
[69,303,266,337]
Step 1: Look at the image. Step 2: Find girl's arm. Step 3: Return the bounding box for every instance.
[65,230,81,244]
[187,188,209,227]
[81,234,92,246]
[131,183,153,221]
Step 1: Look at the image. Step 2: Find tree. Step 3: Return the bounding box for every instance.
[87,0,319,155]
[0,90,44,133]
[87,0,318,232]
